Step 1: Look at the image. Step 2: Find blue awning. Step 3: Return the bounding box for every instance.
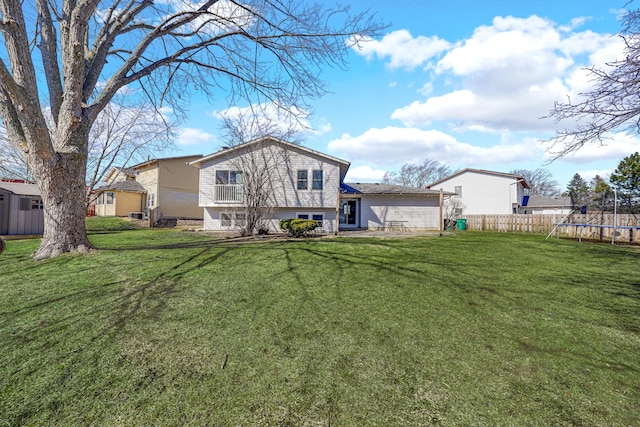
[340,183,362,194]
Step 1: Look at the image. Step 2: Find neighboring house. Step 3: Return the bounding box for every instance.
[94,180,146,217]
[427,168,530,215]
[95,155,203,219]
[190,137,450,233]
[522,195,574,215]
[0,182,44,235]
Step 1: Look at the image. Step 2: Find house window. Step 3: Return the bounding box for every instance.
[19,197,30,210]
[297,170,308,190]
[0,194,4,202]
[31,199,43,210]
[215,170,243,203]
[105,192,115,205]
[146,193,155,208]
[235,213,246,227]
[297,214,309,219]
[312,170,323,190]
[312,214,323,228]
[216,170,243,184]
[220,213,232,227]
[454,186,462,197]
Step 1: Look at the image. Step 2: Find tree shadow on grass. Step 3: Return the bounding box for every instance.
[3,234,640,425]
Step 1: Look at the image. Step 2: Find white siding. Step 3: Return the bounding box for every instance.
[430,171,525,215]
[360,195,440,230]
[198,141,341,209]
[204,207,337,233]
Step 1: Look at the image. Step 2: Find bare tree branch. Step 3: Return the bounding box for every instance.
[0,0,384,258]
[546,7,640,158]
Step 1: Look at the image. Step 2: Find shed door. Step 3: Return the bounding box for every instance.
[0,191,8,235]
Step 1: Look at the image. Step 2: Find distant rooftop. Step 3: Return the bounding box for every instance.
[343,182,450,196]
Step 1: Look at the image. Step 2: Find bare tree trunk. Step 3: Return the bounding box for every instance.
[30,133,93,260]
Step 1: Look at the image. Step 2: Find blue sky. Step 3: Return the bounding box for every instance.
[174,0,636,190]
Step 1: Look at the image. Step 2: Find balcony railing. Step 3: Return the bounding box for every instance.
[215,184,243,203]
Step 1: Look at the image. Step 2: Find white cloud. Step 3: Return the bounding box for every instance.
[178,128,215,146]
[344,165,387,183]
[544,132,640,164]
[418,82,434,97]
[214,102,330,137]
[327,126,543,167]
[389,15,622,133]
[575,168,613,182]
[352,30,451,70]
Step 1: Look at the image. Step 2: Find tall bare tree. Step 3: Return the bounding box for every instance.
[0,0,383,258]
[217,102,307,146]
[1,95,175,204]
[85,94,176,204]
[0,129,31,181]
[383,159,452,188]
[217,105,304,236]
[510,168,560,197]
[547,6,640,157]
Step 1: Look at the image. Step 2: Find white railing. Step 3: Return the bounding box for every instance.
[215,184,243,203]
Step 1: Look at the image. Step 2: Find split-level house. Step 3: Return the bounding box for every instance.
[426,168,530,215]
[190,137,449,232]
[95,154,203,219]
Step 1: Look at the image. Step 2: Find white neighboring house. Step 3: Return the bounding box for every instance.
[427,168,530,215]
[191,137,450,233]
[522,195,574,215]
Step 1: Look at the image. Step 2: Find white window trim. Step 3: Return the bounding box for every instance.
[312,169,323,190]
[220,211,247,228]
[296,212,324,229]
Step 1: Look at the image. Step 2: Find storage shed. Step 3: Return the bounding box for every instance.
[0,182,45,235]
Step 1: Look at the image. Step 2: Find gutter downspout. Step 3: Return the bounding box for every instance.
[439,188,444,237]
[335,185,340,235]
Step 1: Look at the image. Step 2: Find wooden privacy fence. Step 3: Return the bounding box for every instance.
[462,213,640,244]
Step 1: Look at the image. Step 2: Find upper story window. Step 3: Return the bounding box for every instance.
[454,186,462,197]
[297,170,308,190]
[215,170,243,203]
[312,170,323,190]
[216,170,243,185]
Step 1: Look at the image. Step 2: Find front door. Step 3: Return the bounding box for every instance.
[339,199,359,228]
[0,191,8,235]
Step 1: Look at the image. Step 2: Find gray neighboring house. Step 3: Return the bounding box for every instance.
[521,195,574,215]
[0,182,44,235]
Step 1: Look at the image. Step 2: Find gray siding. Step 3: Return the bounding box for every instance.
[360,195,440,230]
[4,193,44,235]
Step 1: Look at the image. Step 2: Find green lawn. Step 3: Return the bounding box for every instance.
[1,222,639,426]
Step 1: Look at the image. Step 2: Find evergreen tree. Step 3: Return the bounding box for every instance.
[609,152,640,214]
[565,173,590,210]
[590,175,612,213]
